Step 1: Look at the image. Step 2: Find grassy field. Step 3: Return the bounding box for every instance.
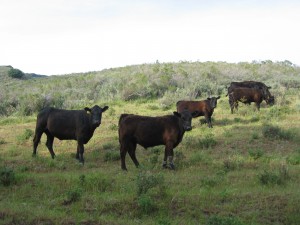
[0,61,300,224]
[0,94,299,225]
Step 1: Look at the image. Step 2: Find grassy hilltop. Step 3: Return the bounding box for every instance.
[0,61,300,225]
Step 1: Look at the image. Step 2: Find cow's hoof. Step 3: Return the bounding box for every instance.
[162,163,168,169]
[169,163,175,170]
[32,153,37,157]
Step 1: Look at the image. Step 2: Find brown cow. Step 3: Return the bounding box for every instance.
[176,96,220,128]
[226,81,272,99]
[118,110,193,170]
[229,88,274,113]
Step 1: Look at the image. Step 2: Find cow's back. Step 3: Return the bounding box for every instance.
[119,114,181,148]
[177,100,208,117]
[46,108,89,140]
[231,88,263,103]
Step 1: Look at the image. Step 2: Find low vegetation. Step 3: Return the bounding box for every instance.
[0,61,299,224]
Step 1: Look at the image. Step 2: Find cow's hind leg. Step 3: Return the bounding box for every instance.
[32,130,43,157]
[120,141,128,171]
[128,142,139,168]
[45,130,55,159]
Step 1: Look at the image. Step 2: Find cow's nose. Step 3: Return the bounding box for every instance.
[185,126,192,131]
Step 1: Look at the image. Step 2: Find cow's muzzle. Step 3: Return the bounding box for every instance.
[185,126,192,131]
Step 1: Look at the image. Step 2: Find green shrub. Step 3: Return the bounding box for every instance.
[8,68,24,79]
[251,132,259,140]
[79,174,113,192]
[206,215,245,225]
[0,167,16,186]
[137,194,156,214]
[104,151,120,162]
[199,133,217,149]
[286,154,300,165]
[0,138,5,145]
[64,187,83,204]
[16,129,34,143]
[102,142,117,151]
[259,165,290,186]
[223,156,244,172]
[248,148,264,160]
[136,171,165,196]
[262,124,295,140]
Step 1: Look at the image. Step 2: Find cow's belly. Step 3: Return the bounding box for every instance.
[138,139,164,148]
[47,126,76,141]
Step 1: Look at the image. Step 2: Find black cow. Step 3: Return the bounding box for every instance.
[229,88,274,113]
[176,96,220,128]
[33,105,109,163]
[226,81,272,99]
[118,110,193,170]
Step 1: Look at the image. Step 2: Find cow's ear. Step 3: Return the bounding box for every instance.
[102,106,109,112]
[84,107,91,113]
[267,86,272,89]
[217,96,221,99]
[173,112,181,117]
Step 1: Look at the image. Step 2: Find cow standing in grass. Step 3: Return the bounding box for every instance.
[176,96,220,128]
[118,110,193,171]
[226,81,272,100]
[229,88,274,113]
[33,105,109,163]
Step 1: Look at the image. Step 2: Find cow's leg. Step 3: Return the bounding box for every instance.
[229,96,234,114]
[164,142,175,170]
[205,114,212,128]
[32,130,43,157]
[120,141,128,171]
[128,142,139,168]
[234,101,239,112]
[45,130,55,159]
[77,142,85,164]
[256,102,260,111]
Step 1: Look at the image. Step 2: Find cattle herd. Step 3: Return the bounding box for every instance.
[32,80,274,170]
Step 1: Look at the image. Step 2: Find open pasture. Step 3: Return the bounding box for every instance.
[0,95,299,225]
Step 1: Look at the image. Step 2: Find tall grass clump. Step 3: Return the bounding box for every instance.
[199,132,217,149]
[262,124,295,140]
[0,167,16,186]
[136,171,165,196]
[136,171,166,215]
[206,215,245,225]
[16,128,34,143]
[248,148,264,160]
[259,165,290,186]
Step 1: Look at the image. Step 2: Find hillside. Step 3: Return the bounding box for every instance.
[1,61,300,117]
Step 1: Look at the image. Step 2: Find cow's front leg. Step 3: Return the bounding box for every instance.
[205,114,212,128]
[77,142,85,164]
[164,142,175,170]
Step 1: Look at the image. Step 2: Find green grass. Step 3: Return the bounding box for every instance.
[0,98,299,225]
[0,62,300,224]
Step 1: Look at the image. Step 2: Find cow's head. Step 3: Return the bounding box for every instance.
[173,110,193,131]
[207,96,221,108]
[266,95,275,106]
[85,105,109,127]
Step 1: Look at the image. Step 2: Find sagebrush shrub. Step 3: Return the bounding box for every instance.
[262,124,294,140]
[136,171,165,196]
[259,165,290,186]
